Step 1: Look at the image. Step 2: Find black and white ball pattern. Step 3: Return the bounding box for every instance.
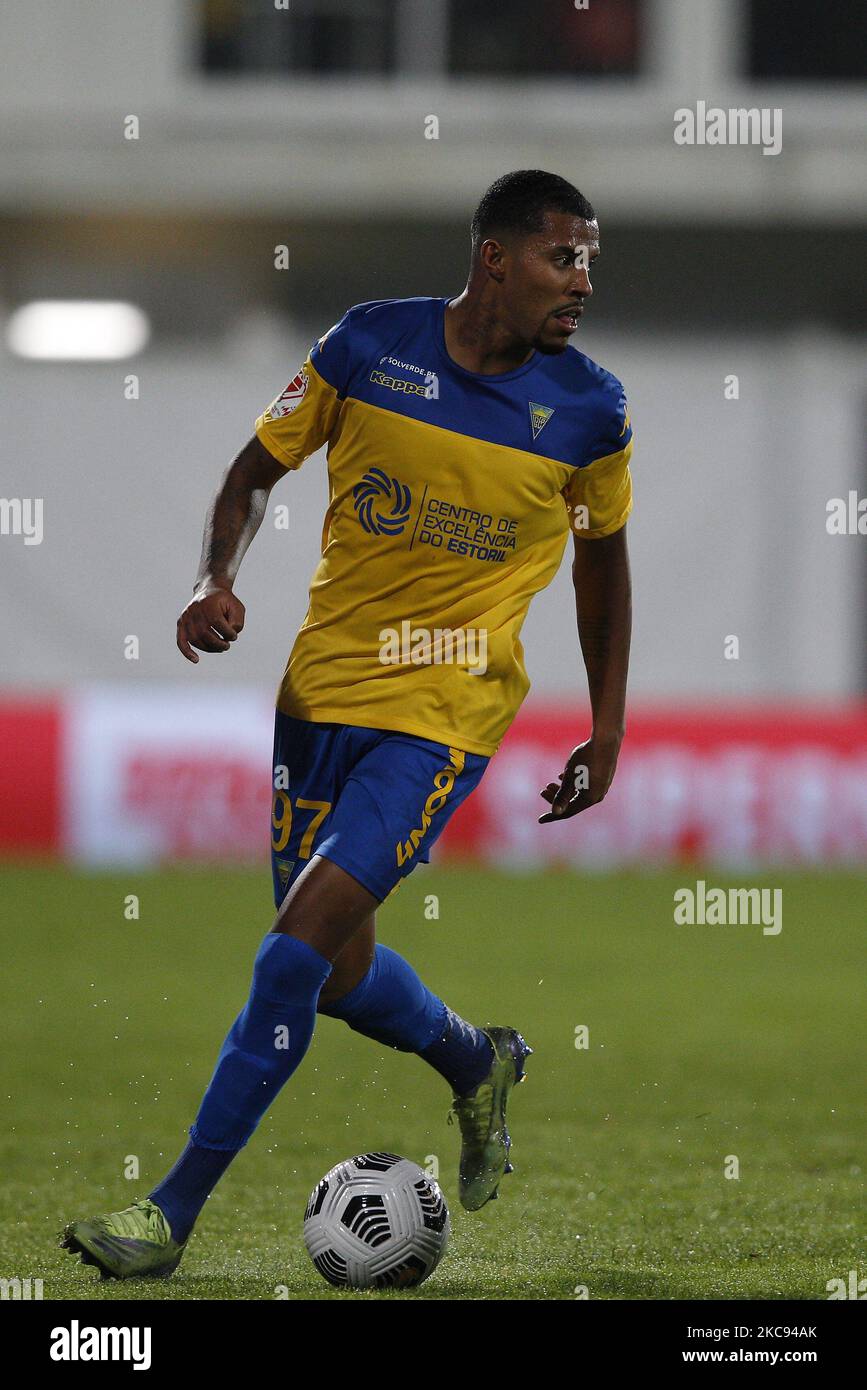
[303,1153,450,1290]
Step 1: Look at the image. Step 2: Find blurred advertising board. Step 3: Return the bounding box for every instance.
[1,691,865,868]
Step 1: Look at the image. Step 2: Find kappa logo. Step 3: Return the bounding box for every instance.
[370,365,439,401]
[529,401,555,441]
[353,468,412,536]
[267,367,309,419]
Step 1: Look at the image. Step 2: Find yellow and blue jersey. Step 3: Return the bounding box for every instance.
[256,296,633,757]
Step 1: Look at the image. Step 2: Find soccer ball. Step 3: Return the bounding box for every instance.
[303,1152,450,1290]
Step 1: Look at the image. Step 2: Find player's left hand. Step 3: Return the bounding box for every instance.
[538,735,621,822]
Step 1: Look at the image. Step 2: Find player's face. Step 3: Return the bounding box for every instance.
[508,212,600,355]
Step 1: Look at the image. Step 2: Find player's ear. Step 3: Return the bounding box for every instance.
[479,238,507,283]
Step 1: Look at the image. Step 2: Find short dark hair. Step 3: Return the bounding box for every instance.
[470,170,595,250]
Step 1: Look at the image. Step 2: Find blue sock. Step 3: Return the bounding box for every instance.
[148,1141,236,1243]
[150,932,331,1242]
[319,944,492,1096]
[419,1007,495,1096]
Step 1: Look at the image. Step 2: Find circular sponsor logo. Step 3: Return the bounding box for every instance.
[352,468,412,536]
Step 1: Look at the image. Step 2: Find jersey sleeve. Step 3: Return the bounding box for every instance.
[562,382,634,539]
[254,311,353,470]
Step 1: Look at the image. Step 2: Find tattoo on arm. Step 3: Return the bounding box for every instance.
[195,437,285,591]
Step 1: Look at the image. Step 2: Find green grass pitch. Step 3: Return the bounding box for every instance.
[1,863,864,1301]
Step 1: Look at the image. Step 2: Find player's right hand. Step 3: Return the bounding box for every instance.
[176,585,246,663]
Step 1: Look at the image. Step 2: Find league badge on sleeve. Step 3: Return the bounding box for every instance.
[267,366,309,419]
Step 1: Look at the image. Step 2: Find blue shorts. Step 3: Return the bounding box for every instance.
[270,712,489,906]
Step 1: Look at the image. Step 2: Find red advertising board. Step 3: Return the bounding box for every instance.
[1,692,865,867]
[0,696,62,855]
[440,702,867,867]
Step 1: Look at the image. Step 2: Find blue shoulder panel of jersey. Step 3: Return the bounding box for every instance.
[311,296,630,470]
[552,349,633,467]
[309,298,433,398]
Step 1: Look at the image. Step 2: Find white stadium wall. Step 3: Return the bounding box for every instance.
[2,330,863,699]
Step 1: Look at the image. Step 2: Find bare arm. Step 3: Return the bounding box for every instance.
[540,524,632,821]
[572,523,632,744]
[176,435,287,663]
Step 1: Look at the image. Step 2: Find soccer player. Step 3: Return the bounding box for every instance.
[62,170,633,1280]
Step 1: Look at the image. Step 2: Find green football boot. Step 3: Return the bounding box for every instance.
[448,1026,533,1211]
[60,1198,186,1281]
